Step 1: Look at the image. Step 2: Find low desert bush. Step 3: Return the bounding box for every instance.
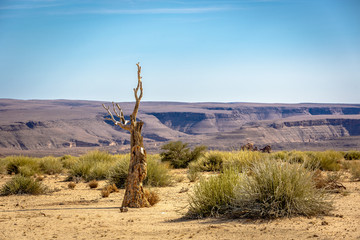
[68,151,118,181]
[312,170,346,193]
[68,182,76,189]
[60,155,79,169]
[191,151,263,173]
[270,151,288,160]
[101,189,110,198]
[287,150,308,163]
[221,151,264,172]
[144,155,172,187]
[1,175,48,195]
[40,157,63,175]
[0,158,7,174]
[199,152,224,171]
[344,151,360,160]
[5,156,41,176]
[88,180,99,189]
[108,155,172,188]
[160,141,207,168]
[187,169,240,218]
[187,160,332,219]
[349,162,360,181]
[144,189,160,206]
[187,164,201,182]
[230,160,332,218]
[101,184,119,198]
[107,156,130,188]
[309,151,342,171]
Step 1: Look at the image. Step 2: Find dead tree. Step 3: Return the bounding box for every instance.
[102,63,149,208]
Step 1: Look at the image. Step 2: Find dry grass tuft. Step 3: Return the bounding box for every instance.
[101,189,110,198]
[313,170,346,193]
[68,182,76,189]
[144,189,160,206]
[88,180,98,189]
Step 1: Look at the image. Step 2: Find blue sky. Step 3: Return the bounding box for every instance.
[0,0,359,103]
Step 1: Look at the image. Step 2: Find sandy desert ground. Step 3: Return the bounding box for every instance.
[0,169,359,240]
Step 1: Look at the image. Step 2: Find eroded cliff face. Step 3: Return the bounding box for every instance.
[0,99,359,156]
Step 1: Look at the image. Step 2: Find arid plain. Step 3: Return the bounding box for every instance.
[0,168,360,240]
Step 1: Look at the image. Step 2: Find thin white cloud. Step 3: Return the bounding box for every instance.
[0,3,61,10]
[54,6,232,15]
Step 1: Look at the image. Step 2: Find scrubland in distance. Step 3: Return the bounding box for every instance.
[0,147,357,218]
[1,175,48,195]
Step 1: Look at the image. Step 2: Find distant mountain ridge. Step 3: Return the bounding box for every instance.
[0,99,359,156]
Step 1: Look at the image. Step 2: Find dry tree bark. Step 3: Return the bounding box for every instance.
[102,63,150,208]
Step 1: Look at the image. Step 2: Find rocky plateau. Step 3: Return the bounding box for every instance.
[0,99,359,156]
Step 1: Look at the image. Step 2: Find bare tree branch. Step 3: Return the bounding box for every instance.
[132,62,143,119]
[102,103,131,131]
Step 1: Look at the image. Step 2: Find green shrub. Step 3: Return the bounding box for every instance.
[0,158,6,174]
[349,162,360,181]
[309,151,342,171]
[222,151,263,172]
[5,156,40,176]
[82,150,115,163]
[199,152,224,171]
[40,157,63,175]
[68,160,92,180]
[108,155,172,188]
[230,160,332,218]
[160,141,207,168]
[68,151,118,181]
[144,155,172,187]
[187,169,240,218]
[60,155,79,169]
[107,155,130,188]
[187,163,201,182]
[287,151,308,163]
[187,160,332,219]
[191,151,263,173]
[270,151,288,160]
[1,175,48,195]
[344,151,360,160]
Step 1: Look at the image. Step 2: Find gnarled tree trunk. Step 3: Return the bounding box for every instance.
[103,63,149,208]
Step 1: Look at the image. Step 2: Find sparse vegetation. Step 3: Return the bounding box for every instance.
[344,151,360,160]
[88,180,99,189]
[60,155,79,169]
[144,189,160,206]
[349,162,360,181]
[230,160,332,218]
[107,155,130,188]
[160,141,207,168]
[187,159,332,219]
[199,152,224,171]
[101,189,110,198]
[68,150,118,181]
[144,155,172,187]
[108,154,172,188]
[309,151,342,171]
[68,182,76,189]
[187,164,200,182]
[5,155,41,176]
[187,169,240,218]
[1,175,48,195]
[39,157,63,175]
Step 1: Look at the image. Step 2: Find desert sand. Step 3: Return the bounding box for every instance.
[0,169,359,240]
